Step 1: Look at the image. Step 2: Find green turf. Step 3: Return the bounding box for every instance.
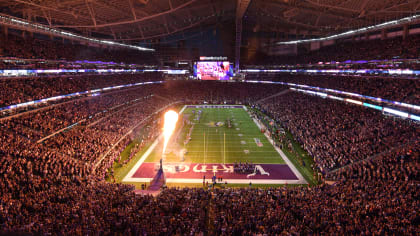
[110,105,319,188]
[110,142,153,183]
[109,105,183,183]
[250,108,319,185]
[144,107,286,165]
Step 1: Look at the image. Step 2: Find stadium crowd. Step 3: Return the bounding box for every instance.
[0,84,168,193]
[159,80,288,104]
[0,73,162,108]
[250,34,420,65]
[211,144,418,235]
[0,33,157,65]
[0,181,210,235]
[254,92,417,172]
[0,79,418,234]
[246,73,420,106]
[0,27,419,234]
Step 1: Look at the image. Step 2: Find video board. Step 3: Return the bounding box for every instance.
[193,61,233,80]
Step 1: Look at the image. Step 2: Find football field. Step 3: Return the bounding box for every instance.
[123,105,307,185]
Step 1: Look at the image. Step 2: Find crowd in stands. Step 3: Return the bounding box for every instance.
[211,144,418,235]
[246,73,420,109]
[0,33,157,65]
[0,79,419,232]
[254,92,417,172]
[4,76,414,174]
[129,123,161,161]
[0,84,168,194]
[3,85,161,140]
[159,80,288,104]
[0,182,210,235]
[0,73,162,108]
[250,34,420,65]
[97,118,162,182]
[1,141,417,234]
[0,65,418,233]
[246,59,420,70]
[0,58,154,70]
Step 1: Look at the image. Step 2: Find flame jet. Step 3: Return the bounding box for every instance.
[162,110,179,156]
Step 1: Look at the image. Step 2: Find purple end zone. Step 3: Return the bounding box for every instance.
[132,163,298,180]
[185,105,244,109]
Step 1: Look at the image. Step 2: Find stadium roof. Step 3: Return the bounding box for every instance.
[0,0,419,43]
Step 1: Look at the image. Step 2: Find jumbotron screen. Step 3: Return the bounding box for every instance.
[194,61,234,80]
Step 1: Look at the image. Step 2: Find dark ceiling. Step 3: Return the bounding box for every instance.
[1,0,419,43]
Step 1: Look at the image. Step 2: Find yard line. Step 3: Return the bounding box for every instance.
[186,151,279,153]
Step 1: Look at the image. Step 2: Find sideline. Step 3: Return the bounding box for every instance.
[251,116,308,184]
[94,102,181,171]
[122,104,187,182]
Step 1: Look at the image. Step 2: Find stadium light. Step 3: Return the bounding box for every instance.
[290,87,419,122]
[0,81,164,113]
[0,14,154,51]
[275,15,420,45]
[244,80,420,112]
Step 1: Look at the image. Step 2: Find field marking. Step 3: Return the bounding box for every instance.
[187,142,270,146]
[124,105,246,180]
[195,127,258,130]
[183,150,279,153]
[123,135,162,182]
[123,177,303,184]
[187,144,272,147]
[251,117,307,184]
[123,105,188,182]
[191,134,264,136]
[154,162,292,165]
[179,105,187,114]
[182,156,282,160]
[189,137,270,140]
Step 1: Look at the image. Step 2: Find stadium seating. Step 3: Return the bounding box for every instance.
[0,33,158,65]
[248,34,420,65]
[0,73,163,108]
[0,32,419,235]
[245,73,420,106]
[254,92,417,172]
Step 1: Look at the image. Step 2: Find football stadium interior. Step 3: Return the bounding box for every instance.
[0,0,419,234]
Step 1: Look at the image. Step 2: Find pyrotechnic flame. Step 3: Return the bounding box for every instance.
[162,110,179,155]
